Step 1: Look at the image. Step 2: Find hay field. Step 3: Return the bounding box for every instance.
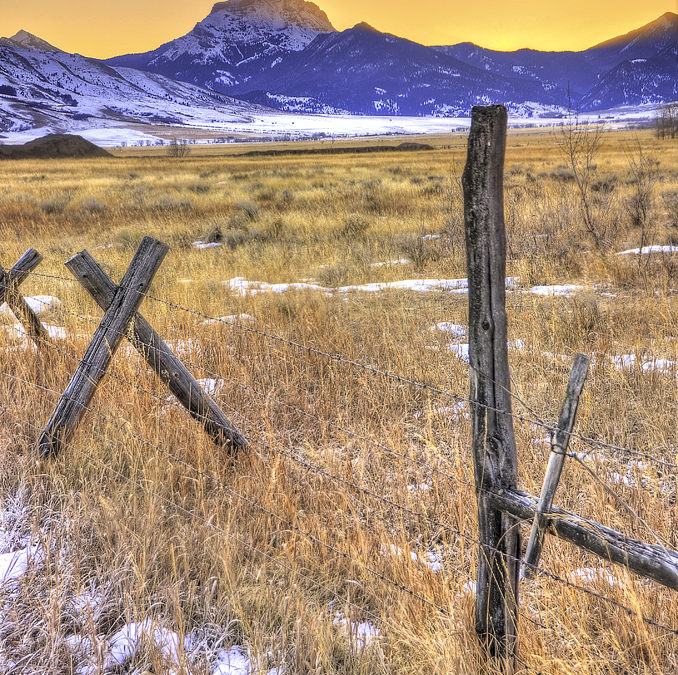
[0,127,676,673]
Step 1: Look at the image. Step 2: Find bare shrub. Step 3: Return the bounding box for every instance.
[166,139,190,158]
[559,119,611,251]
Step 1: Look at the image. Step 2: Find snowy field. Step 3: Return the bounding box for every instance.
[0,103,663,148]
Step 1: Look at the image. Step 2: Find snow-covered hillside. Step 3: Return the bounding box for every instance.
[0,36,269,137]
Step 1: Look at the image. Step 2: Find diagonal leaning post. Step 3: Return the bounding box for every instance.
[0,249,49,346]
[38,237,168,458]
[523,353,590,577]
[463,104,520,671]
[64,249,246,452]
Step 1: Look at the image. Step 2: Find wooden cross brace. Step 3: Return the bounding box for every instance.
[38,236,246,458]
[0,249,50,346]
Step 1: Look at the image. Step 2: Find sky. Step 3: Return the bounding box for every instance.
[2,0,677,59]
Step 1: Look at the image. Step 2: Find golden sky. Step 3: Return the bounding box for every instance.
[2,0,677,58]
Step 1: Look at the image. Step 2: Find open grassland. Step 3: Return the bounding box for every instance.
[0,128,676,673]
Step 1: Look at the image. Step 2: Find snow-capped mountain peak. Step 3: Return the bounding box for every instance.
[210,0,335,32]
[0,30,61,53]
[106,0,336,93]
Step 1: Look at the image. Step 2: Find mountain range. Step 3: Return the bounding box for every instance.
[104,3,678,116]
[1,0,677,138]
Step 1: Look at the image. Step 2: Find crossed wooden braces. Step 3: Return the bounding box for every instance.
[31,236,245,458]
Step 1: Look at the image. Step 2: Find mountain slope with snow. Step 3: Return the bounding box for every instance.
[581,44,678,109]
[0,34,269,137]
[105,5,678,116]
[434,12,678,111]
[233,23,567,116]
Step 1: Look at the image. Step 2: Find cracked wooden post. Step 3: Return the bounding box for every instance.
[65,250,246,452]
[38,236,168,458]
[523,354,589,576]
[0,249,49,346]
[463,104,520,670]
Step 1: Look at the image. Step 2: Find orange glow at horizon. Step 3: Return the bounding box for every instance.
[1,0,676,59]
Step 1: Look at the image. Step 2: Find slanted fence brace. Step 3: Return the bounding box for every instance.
[0,248,49,346]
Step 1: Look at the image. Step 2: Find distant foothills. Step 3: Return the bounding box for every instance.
[0,0,677,137]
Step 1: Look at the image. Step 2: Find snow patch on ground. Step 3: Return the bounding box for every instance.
[430,322,466,339]
[370,259,411,268]
[413,401,468,420]
[197,378,225,396]
[530,285,584,297]
[2,322,65,343]
[202,314,255,326]
[463,581,476,594]
[572,568,617,587]
[447,343,470,362]
[333,614,381,649]
[1,295,62,316]
[193,241,224,249]
[212,646,253,675]
[227,277,519,296]
[0,544,39,583]
[386,544,444,573]
[613,354,676,375]
[210,646,282,674]
[617,245,678,256]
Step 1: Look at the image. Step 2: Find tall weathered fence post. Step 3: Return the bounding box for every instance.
[463,104,520,668]
[38,237,168,458]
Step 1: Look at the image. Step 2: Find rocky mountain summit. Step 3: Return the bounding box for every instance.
[107,0,335,92]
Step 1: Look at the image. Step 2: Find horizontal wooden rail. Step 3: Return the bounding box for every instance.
[489,488,678,591]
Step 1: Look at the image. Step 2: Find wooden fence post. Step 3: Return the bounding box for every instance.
[463,104,520,668]
[0,249,49,346]
[524,353,589,576]
[65,250,246,452]
[38,237,168,458]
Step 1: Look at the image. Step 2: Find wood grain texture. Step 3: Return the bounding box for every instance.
[66,250,246,452]
[462,104,520,667]
[0,249,49,345]
[490,488,678,591]
[524,354,589,575]
[38,237,168,458]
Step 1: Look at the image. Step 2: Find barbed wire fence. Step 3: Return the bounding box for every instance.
[0,105,676,671]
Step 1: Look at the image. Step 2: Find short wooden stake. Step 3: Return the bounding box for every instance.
[65,250,246,452]
[524,353,590,576]
[38,236,168,458]
[0,249,49,346]
[463,104,520,670]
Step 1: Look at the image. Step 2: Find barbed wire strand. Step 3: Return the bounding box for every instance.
[140,291,678,463]
[4,285,675,472]
[0,369,467,616]
[2,367,677,641]
[8,429,447,653]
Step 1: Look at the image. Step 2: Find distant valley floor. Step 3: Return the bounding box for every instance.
[0,103,663,149]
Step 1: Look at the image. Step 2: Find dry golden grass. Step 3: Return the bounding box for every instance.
[0,127,676,673]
